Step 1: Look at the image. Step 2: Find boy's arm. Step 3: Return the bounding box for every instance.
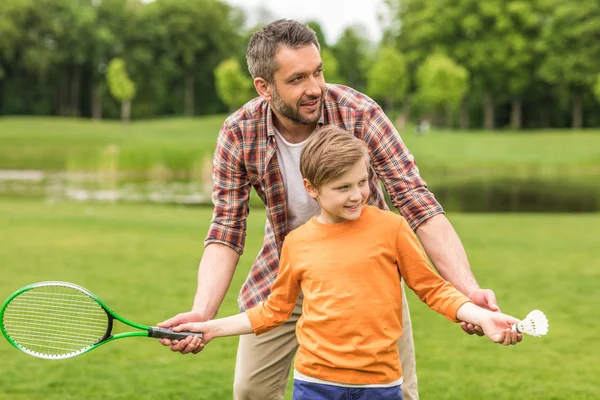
[173,312,253,341]
[456,302,522,345]
[171,240,301,352]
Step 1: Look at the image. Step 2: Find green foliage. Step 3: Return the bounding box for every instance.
[331,25,372,91]
[106,58,136,102]
[320,49,343,85]
[415,53,469,111]
[366,46,408,111]
[306,20,328,49]
[537,0,600,90]
[214,58,253,111]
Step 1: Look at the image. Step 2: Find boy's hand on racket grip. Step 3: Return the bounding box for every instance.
[148,326,203,341]
[157,311,207,354]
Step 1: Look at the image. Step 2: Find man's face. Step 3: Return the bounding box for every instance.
[269,44,326,125]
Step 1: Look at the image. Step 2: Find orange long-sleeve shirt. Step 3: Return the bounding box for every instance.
[245,205,471,385]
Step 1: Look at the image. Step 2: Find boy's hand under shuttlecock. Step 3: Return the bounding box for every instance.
[478,312,523,345]
[457,303,522,345]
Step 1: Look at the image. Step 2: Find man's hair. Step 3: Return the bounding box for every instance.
[246,19,320,83]
[300,126,370,188]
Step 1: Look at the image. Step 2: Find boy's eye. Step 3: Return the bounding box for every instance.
[337,186,349,191]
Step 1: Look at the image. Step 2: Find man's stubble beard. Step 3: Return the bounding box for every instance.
[271,86,323,125]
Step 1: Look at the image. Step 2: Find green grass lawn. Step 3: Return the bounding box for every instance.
[0,198,598,399]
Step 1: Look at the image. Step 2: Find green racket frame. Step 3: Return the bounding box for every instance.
[1,281,201,359]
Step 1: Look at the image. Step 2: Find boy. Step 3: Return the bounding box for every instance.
[171,126,522,400]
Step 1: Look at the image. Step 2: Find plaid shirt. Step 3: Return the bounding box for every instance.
[206,84,444,311]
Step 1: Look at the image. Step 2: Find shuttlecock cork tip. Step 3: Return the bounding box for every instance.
[512,309,548,337]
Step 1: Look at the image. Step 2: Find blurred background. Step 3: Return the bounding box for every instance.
[0,0,599,399]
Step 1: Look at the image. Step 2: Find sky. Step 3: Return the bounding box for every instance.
[224,0,385,44]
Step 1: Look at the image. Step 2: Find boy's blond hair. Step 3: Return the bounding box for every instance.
[300,126,370,188]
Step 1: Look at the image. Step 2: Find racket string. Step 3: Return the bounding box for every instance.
[2,285,110,358]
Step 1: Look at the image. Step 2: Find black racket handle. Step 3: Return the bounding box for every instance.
[148,326,203,340]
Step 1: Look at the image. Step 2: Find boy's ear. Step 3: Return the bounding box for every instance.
[303,178,318,199]
[254,77,272,101]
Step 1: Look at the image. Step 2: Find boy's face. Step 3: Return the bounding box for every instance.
[268,44,326,125]
[304,158,370,224]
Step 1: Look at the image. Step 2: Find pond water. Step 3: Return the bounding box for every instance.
[0,170,212,205]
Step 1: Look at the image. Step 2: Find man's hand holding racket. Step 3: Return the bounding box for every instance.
[158,312,207,354]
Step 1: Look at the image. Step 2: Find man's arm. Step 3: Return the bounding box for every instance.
[192,243,240,319]
[415,214,499,309]
[362,104,498,334]
[415,214,479,297]
[416,214,500,336]
[157,243,239,353]
[158,121,250,353]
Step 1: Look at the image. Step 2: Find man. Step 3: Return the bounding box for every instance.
[159,19,503,400]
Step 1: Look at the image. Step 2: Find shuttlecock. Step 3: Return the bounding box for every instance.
[512,310,548,337]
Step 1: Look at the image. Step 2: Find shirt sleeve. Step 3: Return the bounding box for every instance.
[364,105,444,230]
[204,123,251,254]
[245,240,301,334]
[394,218,471,322]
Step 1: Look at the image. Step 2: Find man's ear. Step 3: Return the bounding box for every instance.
[254,78,272,101]
[303,178,319,199]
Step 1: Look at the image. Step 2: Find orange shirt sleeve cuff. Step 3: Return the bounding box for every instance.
[245,306,268,335]
[445,297,473,322]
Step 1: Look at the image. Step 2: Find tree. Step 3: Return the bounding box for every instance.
[214,58,253,112]
[331,25,372,92]
[415,53,469,128]
[320,49,343,85]
[594,74,600,105]
[367,47,408,113]
[389,0,545,129]
[106,58,136,122]
[146,0,242,116]
[538,0,600,128]
[306,20,328,49]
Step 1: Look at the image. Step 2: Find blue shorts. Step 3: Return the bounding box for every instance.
[293,379,404,400]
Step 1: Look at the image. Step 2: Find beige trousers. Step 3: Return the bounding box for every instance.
[233,284,419,400]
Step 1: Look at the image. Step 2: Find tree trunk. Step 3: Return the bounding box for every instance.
[121,99,131,123]
[484,90,495,130]
[57,73,69,116]
[91,83,103,120]
[572,91,582,129]
[445,104,453,128]
[459,97,469,130]
[70,66,81,116]
[510,97,522,130]
[540,106,550,128]
[184,73,195,117]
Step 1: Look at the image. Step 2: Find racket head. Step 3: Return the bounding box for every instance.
[1,281,112,359]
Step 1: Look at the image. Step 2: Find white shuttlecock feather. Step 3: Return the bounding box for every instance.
[512,310,548,337]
